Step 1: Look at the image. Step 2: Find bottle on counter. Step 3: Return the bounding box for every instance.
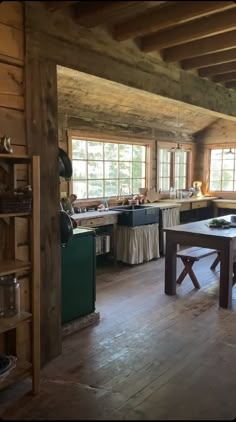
[169,187,176,199]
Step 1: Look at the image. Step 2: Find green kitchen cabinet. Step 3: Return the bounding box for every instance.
[61,227,96,324]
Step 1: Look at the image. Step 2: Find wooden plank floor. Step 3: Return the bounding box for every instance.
[1,254,236,420]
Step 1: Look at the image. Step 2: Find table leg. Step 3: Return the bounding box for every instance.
[219,243,233,309]
[165,231,177,295]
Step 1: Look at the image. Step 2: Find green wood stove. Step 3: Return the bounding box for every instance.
[61,227,96,324]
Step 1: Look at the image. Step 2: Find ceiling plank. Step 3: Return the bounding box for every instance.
[113,1,235,42]
[225,81,236,88]
[163,30,236,62]
[44,1,78,13]
[141,8,236,52]
[72,1,166,28]
[199,61,236,77]
[213,71,236,83]
[181,48,236,70]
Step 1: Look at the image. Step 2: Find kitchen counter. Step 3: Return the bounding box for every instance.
[145,202,180,208]
[71,209,121,221]
[160,196,218,204]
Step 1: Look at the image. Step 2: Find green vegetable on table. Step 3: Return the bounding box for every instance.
[209,218,230,226]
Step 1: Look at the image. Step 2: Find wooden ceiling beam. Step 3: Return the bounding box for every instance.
[213,71,236,83]
[181,48,236,70]
[199,61,236,78]
[72,1,165,28]
[163,30,236,62]
[44,1,78,13]
[141,8,236,52]
[113,1,234,42]
[225,80,236,88]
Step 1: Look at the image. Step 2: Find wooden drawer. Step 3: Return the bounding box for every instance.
[179,203,191,212]
[78,214,118,227]
[192,201,208,209]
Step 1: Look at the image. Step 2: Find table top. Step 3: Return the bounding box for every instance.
[164,215,236,239]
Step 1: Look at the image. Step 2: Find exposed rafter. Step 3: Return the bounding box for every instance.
[113,1,234,42]
[213,71,236,83]
[199,61,236,78]
[163,30,236,62]
[141,8,236,52]
[181,49,236,70]
[72,1,165,28]
[225,80,236,88]
[44,1,78,13]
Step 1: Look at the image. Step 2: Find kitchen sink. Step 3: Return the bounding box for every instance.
[110,204,159,226]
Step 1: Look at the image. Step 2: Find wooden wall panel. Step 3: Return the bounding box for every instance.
[0,109,25,146]
[0,1,23,29]
[0,62,24,110]
[0,24,23,64]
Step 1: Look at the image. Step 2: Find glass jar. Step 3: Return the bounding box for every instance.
[0,276,20,317]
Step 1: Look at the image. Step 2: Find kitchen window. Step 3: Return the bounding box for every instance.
[158,145,191,191]
[68,132,150,199]
[209,148,236,192]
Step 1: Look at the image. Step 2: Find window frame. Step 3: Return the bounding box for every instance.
[157,141,194,192]
[206,144,236,194]
[67,130,151,199]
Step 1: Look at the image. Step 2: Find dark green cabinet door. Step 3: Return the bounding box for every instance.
[61,231,96,323]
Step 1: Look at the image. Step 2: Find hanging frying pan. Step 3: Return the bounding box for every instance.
[59,148,72,181]
[60,209,73,247]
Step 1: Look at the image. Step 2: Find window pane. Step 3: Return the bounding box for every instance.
[133,179,145,193]
[211,150,222,159]
[132,162,145,178]
[210,180,221,191]
[105,180,118,197]
[160,149,170,163]
[160,163,170,178]
[73,181,87,198]
[222,180,233,191]
[72,139,87,159]
[104,143,118,160]
[175,177,186,190]
[210,168,222,181]
[175,162,186,178]
[72,160,86,179]
[88,161,103,179]
[88,180,103,198]
[175,151,186,163]
[161,178,170,190]
[133,145,145,161]
[105,161,118,178]
[88,141,103,160]
[119,144,132,161]
[119,162,132,178]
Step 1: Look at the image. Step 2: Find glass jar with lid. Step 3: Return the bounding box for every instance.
[0,276,20,317]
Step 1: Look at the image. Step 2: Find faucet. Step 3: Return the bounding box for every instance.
[118,184,130,204]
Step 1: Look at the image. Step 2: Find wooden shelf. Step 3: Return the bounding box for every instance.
[0,360,32,391]
[0,260,31,276]
[0,154,31,164]
[0,312,32,334]
[0,213,30,218]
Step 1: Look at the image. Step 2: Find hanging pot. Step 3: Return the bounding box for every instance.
[59,148,72,181]
[60,210,73,247]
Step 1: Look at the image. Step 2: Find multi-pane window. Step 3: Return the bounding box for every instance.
[70,137,147,199]
[210,148,236,191]
[159,148,188,190]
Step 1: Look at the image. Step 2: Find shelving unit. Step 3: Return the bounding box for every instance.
[0,154,40,395]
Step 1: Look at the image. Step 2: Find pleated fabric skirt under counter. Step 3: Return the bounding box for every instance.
[115,223,160,265]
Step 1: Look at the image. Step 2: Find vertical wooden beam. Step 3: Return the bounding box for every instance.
[25,45,61,365]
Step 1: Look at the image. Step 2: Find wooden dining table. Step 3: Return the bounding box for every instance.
[164,214,236,309]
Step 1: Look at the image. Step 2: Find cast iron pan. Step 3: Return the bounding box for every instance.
[60,210,73,247]
[59,147,72,181]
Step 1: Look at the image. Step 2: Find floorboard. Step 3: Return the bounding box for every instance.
[0,255,236,420]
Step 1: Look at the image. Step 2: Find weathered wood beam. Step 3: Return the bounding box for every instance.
[181,48,236,70]
[113,1,234,42]
[225,80,236,88]
[141,8,236,52]
[199,61,236,78]
[163,30,236,62]
[213,71,236,83]
[72,1,163,28]
[43,1,78,13]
